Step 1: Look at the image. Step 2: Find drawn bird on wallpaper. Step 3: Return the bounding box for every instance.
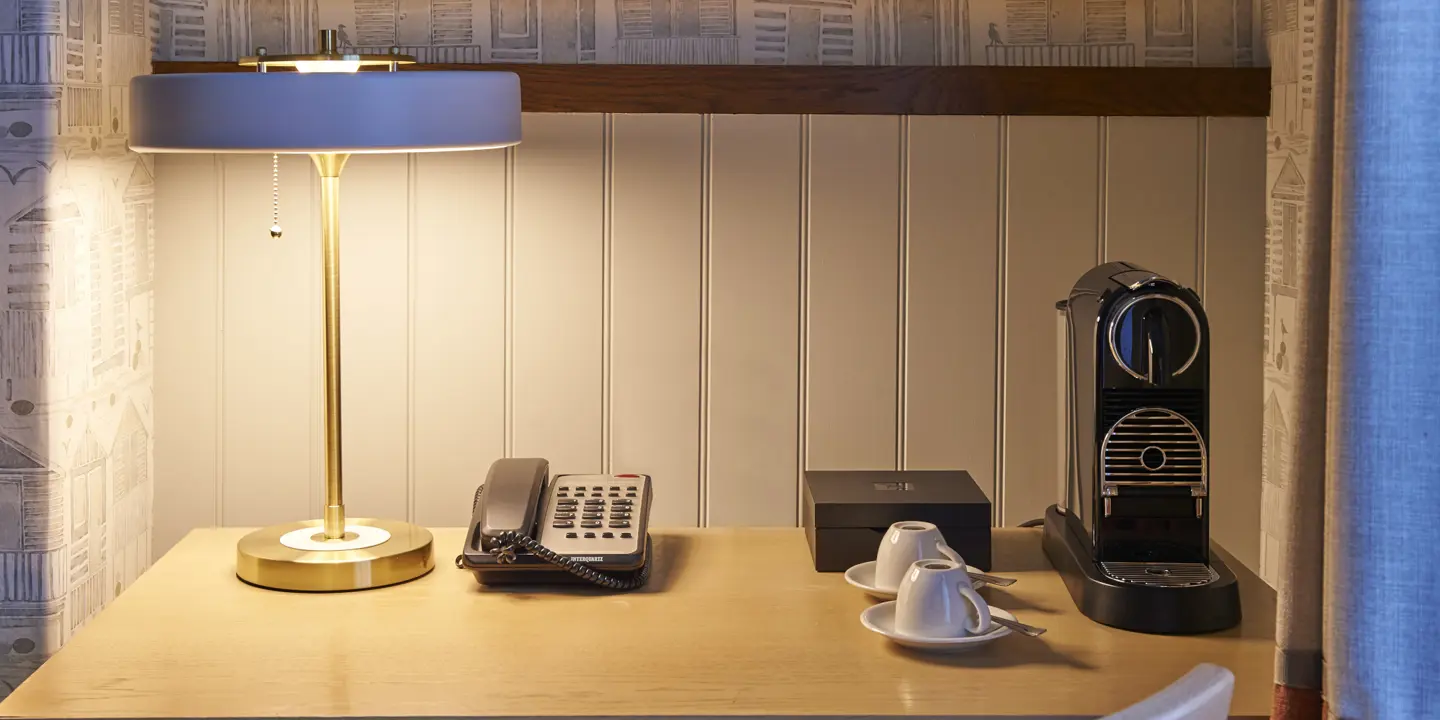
[0,164,37,186]
[988,22,1003,45]
[337,24,353,49]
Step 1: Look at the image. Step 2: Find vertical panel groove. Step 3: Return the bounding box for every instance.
[1196,118,1209,300]
[699,114,713,526]
[796,115,811,522]
[1097,117,1108,265]
[214,154,226,527]
[896,116,909,472]
[504,146,516,457]
[602,114,614,474]
[993,118,1008,526]
[405,154,418,523]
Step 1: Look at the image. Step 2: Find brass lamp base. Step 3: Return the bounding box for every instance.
[236,518,434,592]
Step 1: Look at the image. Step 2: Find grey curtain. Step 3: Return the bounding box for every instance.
[1273,0,1440,718]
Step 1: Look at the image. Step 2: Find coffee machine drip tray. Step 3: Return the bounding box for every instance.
[1099,562,1220,588]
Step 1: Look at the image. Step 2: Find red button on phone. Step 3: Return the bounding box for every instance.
[616,474,640,478]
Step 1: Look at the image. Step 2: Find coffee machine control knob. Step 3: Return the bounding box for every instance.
[1107,293,1201,384]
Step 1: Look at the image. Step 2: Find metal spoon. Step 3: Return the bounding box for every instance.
[991,616,1047,637]
[967,570,1017,587]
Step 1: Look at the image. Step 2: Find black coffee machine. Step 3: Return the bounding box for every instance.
[1043,261,1241,634]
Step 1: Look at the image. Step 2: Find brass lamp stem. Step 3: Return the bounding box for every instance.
[313,152,351,539]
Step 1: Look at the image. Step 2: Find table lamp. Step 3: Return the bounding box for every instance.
[129,30,521,592]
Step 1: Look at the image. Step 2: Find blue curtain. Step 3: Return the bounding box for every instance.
[1333,0,1440,717]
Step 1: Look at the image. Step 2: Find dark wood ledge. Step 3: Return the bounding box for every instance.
[151,62,1270,116]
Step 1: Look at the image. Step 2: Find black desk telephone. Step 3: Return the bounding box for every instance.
[457,458,653,589]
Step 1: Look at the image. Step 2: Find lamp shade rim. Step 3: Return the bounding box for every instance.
[129,71,522,153]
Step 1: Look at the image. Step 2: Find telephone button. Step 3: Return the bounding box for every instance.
[566,532,578,539]
[582,512,603,520]
[573,486,586,491]
[552,520,574,528]
[584,499,604,505]
[602,532,614,538]
[557,493,568,498]
[591,493,603,498]
[613,499,633,505]
[584,532,596,538]
[610,520,631,528]
[554,513,576,521]
[608,493,619,498]
[621,532,633,539]
[625,492,637,498]
[557,499,577,506]
[581,520,603,528]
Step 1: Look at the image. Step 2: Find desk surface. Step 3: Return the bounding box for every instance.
[0,528,1275,719]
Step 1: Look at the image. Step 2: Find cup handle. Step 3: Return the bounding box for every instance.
[956,583,992,635]
[937,542,964,565]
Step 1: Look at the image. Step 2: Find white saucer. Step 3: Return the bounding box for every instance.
[844,560,985,600]
[860,602,1015,653]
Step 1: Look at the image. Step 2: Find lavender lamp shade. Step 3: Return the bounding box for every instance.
[129,71,521,154]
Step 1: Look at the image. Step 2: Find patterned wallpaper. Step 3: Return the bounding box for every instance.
[1259,0,1311,587]
[153,0,1262,66]
[0,0,156,698]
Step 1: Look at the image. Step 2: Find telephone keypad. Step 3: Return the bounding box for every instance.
[543,474,650,558]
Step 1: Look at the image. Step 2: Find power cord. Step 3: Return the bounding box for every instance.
[457,484,651,591]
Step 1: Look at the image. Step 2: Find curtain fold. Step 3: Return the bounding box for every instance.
[1271,1,1440,718]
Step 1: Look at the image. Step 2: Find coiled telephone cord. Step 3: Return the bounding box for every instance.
[454,484,651,591]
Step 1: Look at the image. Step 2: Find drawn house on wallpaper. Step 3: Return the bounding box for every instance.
[150,0,209,60]
[0,434,65,698]
[488,0,595,63]
[345,0,484,62]
[986,0,1135,66]
[751,0,854,65]
[1141,0,1255,67]
[1262,390,1289,488]
[615,0,736,63]
[108,400,150,594]
[867,0,968,64]
[217,0,319,59]
[1265,155,1302,373]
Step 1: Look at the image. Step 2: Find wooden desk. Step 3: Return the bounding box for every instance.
[0,528,1275,719]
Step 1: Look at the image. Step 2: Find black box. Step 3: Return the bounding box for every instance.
[802,470,992,572]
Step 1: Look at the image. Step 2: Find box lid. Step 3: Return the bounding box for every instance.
[805,470,990,528]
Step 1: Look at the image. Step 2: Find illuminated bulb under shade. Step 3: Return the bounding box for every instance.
[295,60,362,73]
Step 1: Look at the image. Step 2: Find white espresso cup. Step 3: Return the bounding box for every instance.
[894,559,992,638]
[875,521,966,592]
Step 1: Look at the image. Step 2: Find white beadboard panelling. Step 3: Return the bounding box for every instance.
[411,151,508,527]
[806,115,902,471]
[148,114,1268,576]
[1105,117,1200,286]
[1002,116,1100,526]
[511,113,606,475]
[1203,117,1266,573]
[904,116,1000,498]
[706,114,802,526]
[153,154,220,555]
[335,153,411,520]
[220,154,317,525]
[610,114,704,526]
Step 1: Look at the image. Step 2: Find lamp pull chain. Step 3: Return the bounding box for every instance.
[269,153,283,238]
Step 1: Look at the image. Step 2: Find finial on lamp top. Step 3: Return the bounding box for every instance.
[238,28,416,70]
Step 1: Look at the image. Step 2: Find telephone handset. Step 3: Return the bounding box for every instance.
[457,458,653,590]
